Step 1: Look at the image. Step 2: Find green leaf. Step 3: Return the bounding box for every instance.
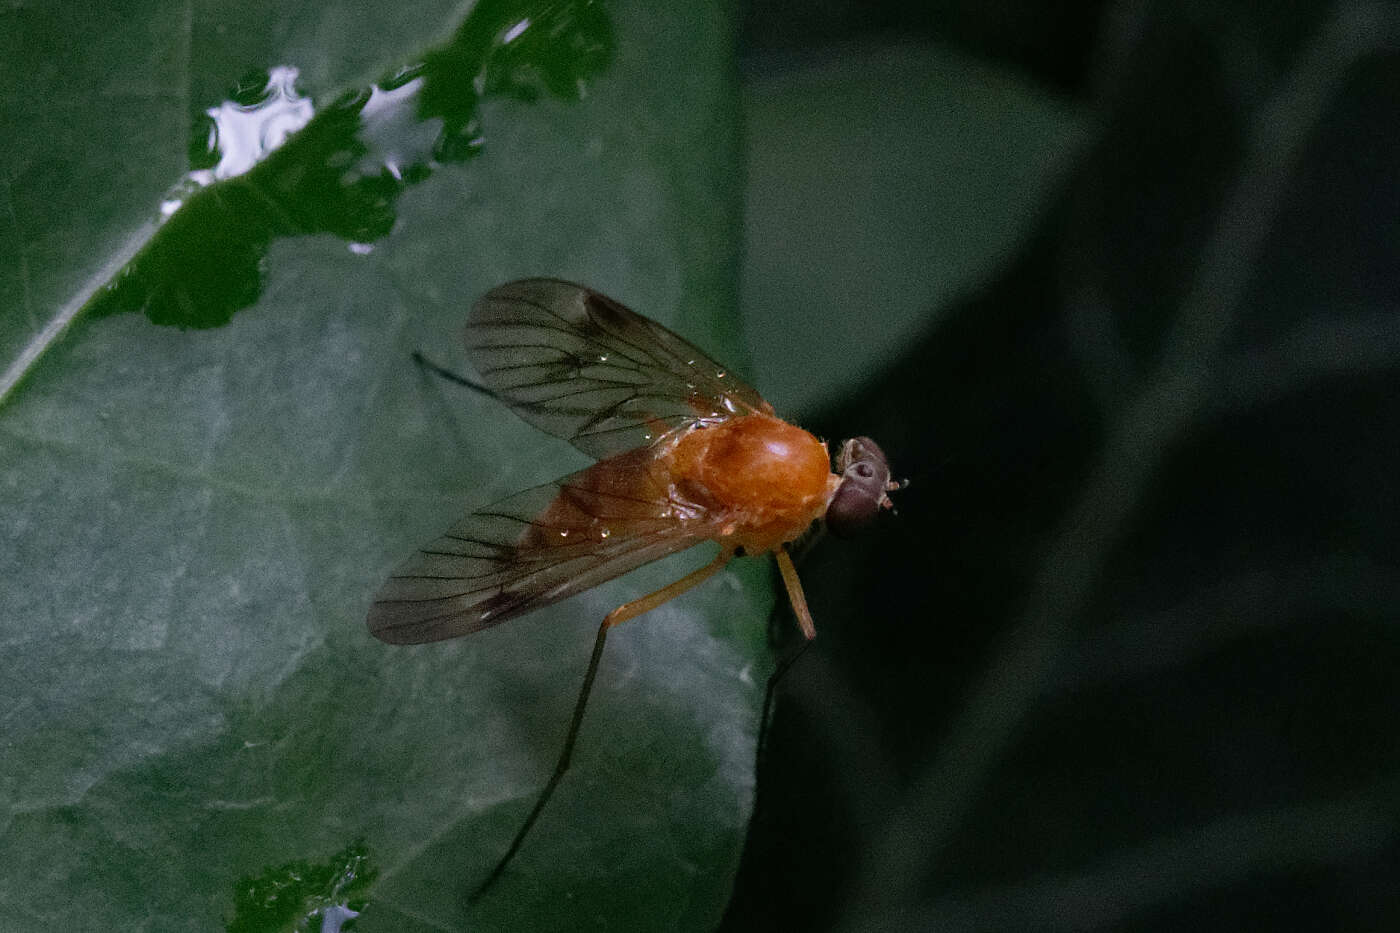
[0,1,769,930]
[740,43,1089,413]
[228,840,374,933]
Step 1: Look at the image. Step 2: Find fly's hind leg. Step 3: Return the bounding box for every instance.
[471,547,736,899]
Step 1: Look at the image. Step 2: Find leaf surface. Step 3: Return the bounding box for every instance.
[0,2,769,930]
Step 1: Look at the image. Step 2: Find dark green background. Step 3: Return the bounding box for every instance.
[728,2,1400,931]
[3,0,1398,930]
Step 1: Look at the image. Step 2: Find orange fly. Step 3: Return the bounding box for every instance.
[368,279,898,894]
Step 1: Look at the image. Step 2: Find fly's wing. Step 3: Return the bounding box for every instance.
[466,278,773,459]
[367,447,718,644]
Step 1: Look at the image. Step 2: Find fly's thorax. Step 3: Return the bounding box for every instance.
[664,414,835,547]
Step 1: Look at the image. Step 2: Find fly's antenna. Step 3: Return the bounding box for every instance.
[411,351,509,405]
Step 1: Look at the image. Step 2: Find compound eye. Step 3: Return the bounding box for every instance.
[827,437,893,538]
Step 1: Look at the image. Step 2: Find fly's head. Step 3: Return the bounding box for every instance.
[826,436,899,538]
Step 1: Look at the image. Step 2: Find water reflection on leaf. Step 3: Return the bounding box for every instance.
[227,840,375,933]
[95,0,614,329]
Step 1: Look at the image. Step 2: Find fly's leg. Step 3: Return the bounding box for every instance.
[471,547,735,899]
[755,545,818,783]
[755,636,812,775]
[774,545,816,639]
